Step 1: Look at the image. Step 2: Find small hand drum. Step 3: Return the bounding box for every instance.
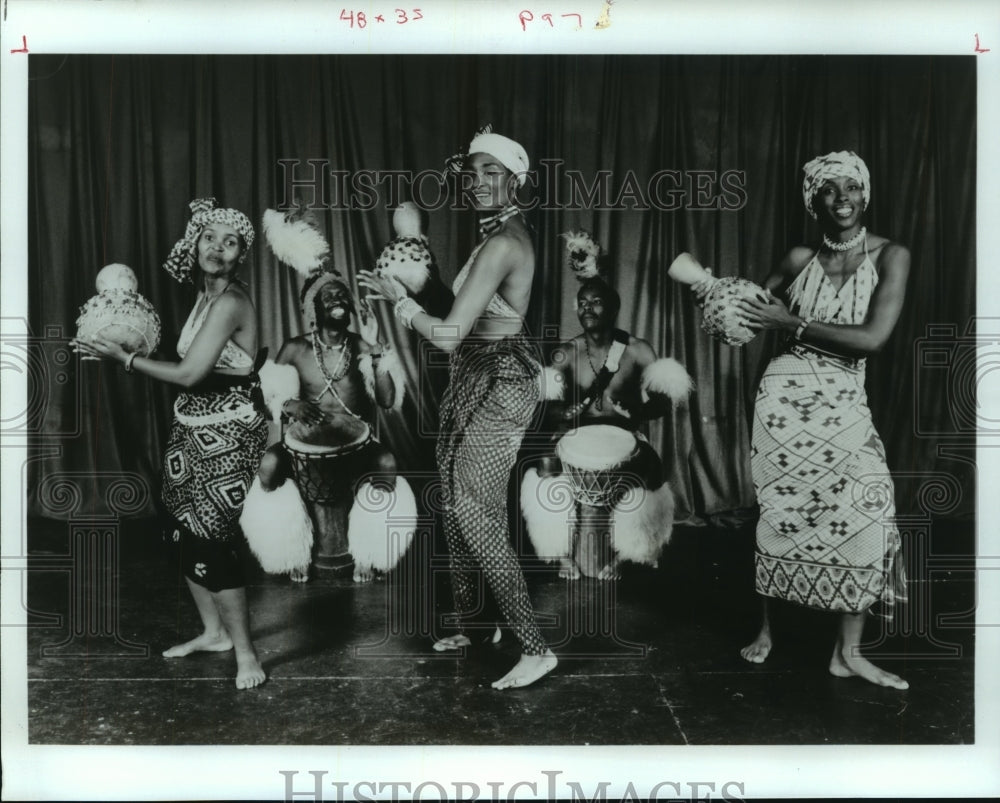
[283,414,372,503]
[76,263,161,357]
[668,252,767,346]
[556,425,640,508]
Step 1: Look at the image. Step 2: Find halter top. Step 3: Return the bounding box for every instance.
[452,242,522,320]
[176,290,254,370]
[785,237,879,366]
[787,239,878,325]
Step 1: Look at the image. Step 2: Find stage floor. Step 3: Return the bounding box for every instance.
[23,515,974,746]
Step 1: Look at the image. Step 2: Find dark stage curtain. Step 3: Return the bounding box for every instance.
[27,54,976,522]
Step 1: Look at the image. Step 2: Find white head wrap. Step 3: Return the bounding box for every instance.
[465,132,530,187]
[801,151,871,220]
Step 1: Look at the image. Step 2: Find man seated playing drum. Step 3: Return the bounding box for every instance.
[524,277,691,580]
[256,273,408,583]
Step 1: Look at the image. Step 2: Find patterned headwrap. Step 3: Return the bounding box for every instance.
[446,124,530,187]
[162,197,256,283]
[801,151,871,220]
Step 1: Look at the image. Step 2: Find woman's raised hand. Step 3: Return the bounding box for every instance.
[357,270,407,305]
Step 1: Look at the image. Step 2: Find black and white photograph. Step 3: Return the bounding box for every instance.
[2,1,999,800]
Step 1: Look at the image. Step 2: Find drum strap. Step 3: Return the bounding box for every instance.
[573,329,629,416]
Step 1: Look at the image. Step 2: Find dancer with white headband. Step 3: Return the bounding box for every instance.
[702,151,911,689]
[359,127,557,690]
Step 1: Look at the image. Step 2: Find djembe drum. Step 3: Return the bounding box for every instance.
[556,425,642,577]
[284,414,372,570]
[668,252,768,347]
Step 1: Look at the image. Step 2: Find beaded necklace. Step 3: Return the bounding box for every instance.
[823,226,866,252]
[311,330,364,420]
[312,329,350,382]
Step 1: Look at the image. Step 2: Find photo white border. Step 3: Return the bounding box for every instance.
[2,0,999,799]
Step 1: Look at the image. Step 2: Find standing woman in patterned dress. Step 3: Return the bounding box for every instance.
[359,131,557,690]
[728,152,910,689]
[73,198,269,690]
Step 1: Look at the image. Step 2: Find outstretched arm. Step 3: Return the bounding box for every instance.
[359,235,517,353]
[73,294,245,387]
[739,244,910,357]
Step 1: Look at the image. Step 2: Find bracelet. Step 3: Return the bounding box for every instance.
[394,297,425,330]
[124,353,137,373]
[794,318,811,340]
[370,351,383,360]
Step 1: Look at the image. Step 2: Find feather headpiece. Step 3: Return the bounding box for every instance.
[261,207,342,332]
[262,208,331,277]
[560,230,602,280]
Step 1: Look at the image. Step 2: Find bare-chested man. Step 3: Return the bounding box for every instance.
[257,273,409,582]
[527,276,691,580]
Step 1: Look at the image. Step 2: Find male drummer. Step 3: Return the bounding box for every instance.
[257,272,411,582]
[527,276,691,580]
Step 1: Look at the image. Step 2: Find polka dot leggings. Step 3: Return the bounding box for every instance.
[436,335,547,656]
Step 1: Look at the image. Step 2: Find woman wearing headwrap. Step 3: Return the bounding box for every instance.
[359,130,557,690]
[73,198,269,690]
[722,151,910,689]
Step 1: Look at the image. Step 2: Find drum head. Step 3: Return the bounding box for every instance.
[285,414,371,455]
[556,425,637,471]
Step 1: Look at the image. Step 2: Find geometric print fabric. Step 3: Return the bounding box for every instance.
[161,389,267,543]
[754,354,900,612]
[752,254,902,613]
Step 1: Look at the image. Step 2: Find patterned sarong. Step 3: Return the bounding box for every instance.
[162,386,267,543]
[752,250,903,613]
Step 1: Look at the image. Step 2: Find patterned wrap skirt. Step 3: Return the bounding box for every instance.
[752,346,904,614]
[161,380,267,591]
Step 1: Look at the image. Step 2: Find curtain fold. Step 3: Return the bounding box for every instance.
[27,54,976,522]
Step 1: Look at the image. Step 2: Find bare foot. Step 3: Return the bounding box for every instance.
[432,634,472,652]
[162,631,233,658]
[597,558,620,581]
[491,650,558,690]
[290,566,309,583]
[740,631,772,664]
[235,650,267,690]
[353,564,376,583]
[558,557,581,580]
[830,645,908,689]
